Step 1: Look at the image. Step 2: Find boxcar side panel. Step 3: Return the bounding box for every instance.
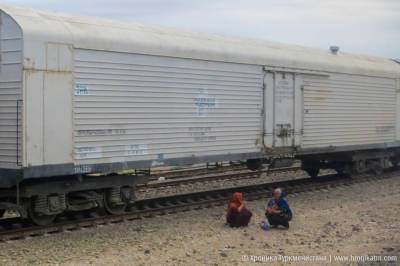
[73,49,264,166]
[301,73,397,149]
[24,70,44,166]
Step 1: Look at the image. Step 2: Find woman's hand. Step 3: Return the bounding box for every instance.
[267,207,281,214]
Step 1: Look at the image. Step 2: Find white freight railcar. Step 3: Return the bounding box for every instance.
[0,5,399,223]
[0,6,266,185]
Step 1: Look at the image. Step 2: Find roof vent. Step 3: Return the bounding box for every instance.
[330,46,340,55]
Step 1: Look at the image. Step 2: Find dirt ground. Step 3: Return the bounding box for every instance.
[0,175,399,266]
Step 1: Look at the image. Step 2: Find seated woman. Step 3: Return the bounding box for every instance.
[226,192,252,227]
[265,188,292,228]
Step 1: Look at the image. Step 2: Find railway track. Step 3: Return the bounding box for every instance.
[148,163,247,181]
[0,169,395,242]
[138,166,301,190]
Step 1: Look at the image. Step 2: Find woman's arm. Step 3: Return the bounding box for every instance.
[266,207,281,214]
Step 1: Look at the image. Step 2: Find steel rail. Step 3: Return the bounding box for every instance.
[148,163,247,181]
[138,166,301,189]
[0,170,394,242]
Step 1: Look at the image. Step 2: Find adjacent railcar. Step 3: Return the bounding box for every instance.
[0,5,399,224]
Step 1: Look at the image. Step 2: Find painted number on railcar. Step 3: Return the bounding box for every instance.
[75,147,103,159]
[194,89,217,117]
[152,153,165,167]
[74,84,90,96]
[126,144,148,156]
[188,127,217,142]
[77,129,127,136]
[376,126,395,134]
[74,165,92,174]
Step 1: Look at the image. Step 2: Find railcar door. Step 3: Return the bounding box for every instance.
[264,71,298,148]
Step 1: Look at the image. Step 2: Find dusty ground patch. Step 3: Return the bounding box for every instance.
[0,176,399,265]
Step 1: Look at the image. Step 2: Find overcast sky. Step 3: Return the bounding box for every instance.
[2,0,399,58]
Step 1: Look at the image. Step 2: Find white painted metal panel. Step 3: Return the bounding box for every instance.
[24,71,43,166]
[1,6,400,79]
[264,71,304,148]
[302,74,397,148]
[273,72,295,147]
[0,11,22,168]
[43,72,73,165]
[24,44,74,168]
[73,49,263,165]
[293,74,303,146]
[263,72,274,148]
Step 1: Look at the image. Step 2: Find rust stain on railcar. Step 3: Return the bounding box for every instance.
[308,87,332,102]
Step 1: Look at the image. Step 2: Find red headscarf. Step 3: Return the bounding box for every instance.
[228,192,243,211]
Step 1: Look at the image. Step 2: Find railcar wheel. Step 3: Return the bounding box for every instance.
[368,160,384,175]
[246,159,263,171]
[83,209,99,218]
[305,167,320,178]
[390,158,399,168]
[103,188,127,215]
[28,201,56,226]
[301,159,320,178]
[335,169,344,175]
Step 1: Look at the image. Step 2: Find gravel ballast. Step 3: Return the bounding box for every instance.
[0,174,399,265]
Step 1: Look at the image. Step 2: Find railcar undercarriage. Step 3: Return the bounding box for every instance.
[0,147,399,225]
[0,174,148,225]
[298,148,400,177]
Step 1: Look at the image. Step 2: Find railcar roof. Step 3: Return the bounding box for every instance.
[1,5,400,77]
